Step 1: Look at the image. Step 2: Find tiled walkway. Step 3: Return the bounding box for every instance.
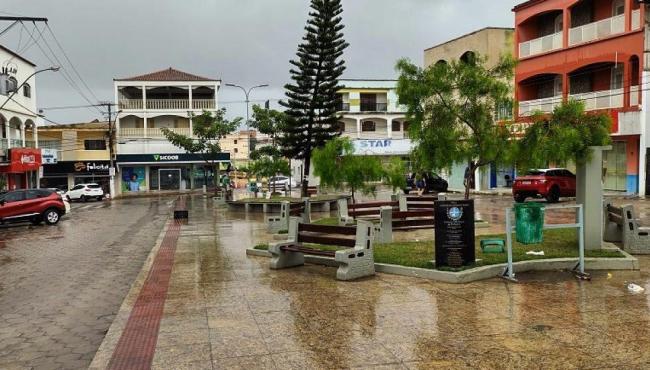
[94,195,650,369]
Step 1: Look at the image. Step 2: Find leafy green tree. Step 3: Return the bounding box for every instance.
[249,106,292,194]
[248,155,291,195]
[396,53,516,199]
[313,137,383,203]
[516,100,612,169]
[161,109,240,195]
[384,157,407,193]
[279,0,349,197]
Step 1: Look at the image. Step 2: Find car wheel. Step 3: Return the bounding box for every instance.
[514,193,527,203]
[43,208,60,225]
[66,195,71,202]
[546,186,560,203]
[81,195,87,203]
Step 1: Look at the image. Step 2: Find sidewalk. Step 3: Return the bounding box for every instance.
[91,195,650,369]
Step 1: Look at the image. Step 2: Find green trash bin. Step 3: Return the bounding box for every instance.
[514,203,545,245]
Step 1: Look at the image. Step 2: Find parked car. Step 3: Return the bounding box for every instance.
[0,189,67,225]
[403,172,449,194]
[513,168,576,203]
[65,183,104,202]
[47,187,66,196]
[268,176,297,190]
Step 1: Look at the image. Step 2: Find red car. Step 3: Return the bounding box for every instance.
[512,168,576,203]
[0,189,67,225]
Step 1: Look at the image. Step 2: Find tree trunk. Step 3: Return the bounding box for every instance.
[351,186,355,204]
[301,156,311,198]
[464,161,476,200]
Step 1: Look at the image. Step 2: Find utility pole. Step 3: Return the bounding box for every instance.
[98,102,119,199]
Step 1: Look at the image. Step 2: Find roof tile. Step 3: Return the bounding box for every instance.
[114,67,218,82]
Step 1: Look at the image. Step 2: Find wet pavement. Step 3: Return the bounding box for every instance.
[92,194,650,369]
[0,197,172,369]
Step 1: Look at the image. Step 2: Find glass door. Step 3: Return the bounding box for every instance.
[603,142,627,191]
[159,169,181,191]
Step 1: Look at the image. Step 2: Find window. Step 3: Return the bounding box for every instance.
[554,13,563,33]
[5,77,18,94]
[26,190,48,200]
[495,101,513,121]
[613,0,625,16]
[72,185,85,191]
[391,121,401,132]
[338,121,346,133]
[361,121,376,132]
[234,148,239,154]
[611,64,624,90]
[2,191,24,203]
[84,139,107,150]
[234,139,237,145]
[23,83,31,98]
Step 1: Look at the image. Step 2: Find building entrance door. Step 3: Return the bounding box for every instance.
[603,141,627,191]
[159,169,181,191]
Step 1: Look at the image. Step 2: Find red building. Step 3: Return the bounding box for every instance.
[513,0,647,195]
[0,148,42,190]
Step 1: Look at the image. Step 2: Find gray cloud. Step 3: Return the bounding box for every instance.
[1,0,520,123]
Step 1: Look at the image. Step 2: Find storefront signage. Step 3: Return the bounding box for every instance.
[353,139,413,156]
[434,200,475,268]
[74,162,110,172]
[41,149,58,164]
[1,148,42,173]
[116,153,230,163]
[43,161,111,176]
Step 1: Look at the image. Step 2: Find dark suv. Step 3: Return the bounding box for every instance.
[0,189,67,225]
[403,172,449,194]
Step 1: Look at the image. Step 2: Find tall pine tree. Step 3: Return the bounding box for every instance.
[279,0,348,197]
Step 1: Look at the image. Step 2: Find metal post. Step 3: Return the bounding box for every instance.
[504,207,516,281]
[578,204,585,274]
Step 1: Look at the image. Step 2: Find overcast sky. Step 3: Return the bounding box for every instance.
[1,0,520,124]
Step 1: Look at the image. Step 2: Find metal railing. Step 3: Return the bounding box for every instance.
[569,14,624,46]
[518,96,563,116]
[118,127,192,138]
[336,103,351,112]
[519,31,563,58]
[569,88,623,111]
[0,138,7,150]
[360,103,388,112]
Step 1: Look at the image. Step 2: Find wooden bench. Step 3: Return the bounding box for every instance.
[397,194,439,211]
[269,217,375,280]
[376,206,436,243]
[307,186,318,197]
[604,202,650,254]
[337,198,400,225]
[267,199,310,232]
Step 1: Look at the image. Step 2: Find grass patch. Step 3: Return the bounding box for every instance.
[312,217,342,226]
[254,243,269,250]
[255,228,623,270]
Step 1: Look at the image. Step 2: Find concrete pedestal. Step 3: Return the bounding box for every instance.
[576,146,611,250]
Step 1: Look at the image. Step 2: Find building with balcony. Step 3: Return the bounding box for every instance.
[37,121,112,192]
[424,27,516,191]
[0,45,41,191]
[114,68,229,195]
[514,0,647,195]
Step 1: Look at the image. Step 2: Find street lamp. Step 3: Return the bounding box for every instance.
[225,83,269,130]
[0,66,60,111]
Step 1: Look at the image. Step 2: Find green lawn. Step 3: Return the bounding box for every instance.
[255,228,623,271]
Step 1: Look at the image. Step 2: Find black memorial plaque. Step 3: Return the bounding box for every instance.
[434,200,475,268]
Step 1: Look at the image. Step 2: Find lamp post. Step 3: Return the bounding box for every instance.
[224,83,269,130]
[0,66,60,111]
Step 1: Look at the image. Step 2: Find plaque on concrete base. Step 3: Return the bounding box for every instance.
[434,200,475,268]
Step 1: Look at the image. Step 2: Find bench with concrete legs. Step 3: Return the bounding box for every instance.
[267,199,310,232]
[604,202,650,254]
[337,199,400,225]
[269,217,375,280]
[375,206,437,243]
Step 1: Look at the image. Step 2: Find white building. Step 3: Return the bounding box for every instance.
[114,67,229,195]
[0,45,41,190]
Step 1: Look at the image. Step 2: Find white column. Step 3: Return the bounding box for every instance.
[639,71,649,197]
[20,122,25,147]
[188,85,193,111]
[142,85,147,110]
[356,118,361,139]
[143,114,148,138]
[34,124,38,148]
[387,118,392,138]
[4,120,9,148]
[189,114,193,137]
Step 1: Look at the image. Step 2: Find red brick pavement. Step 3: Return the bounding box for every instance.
[107,220,181,370]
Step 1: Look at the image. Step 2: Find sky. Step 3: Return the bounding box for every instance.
[1,0,521,124]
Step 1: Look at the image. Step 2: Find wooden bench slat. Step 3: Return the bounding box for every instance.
[298,223,357,235]
[607,205,624,216]
[298,234,356,248]
[280,245,336,257]
[350,209,390,217]
[393,218,436,228]
[392,210,433,219]
[406,196,437,202]
[608,213,624,226]
[348,201,397,210]
[406,204,435,210]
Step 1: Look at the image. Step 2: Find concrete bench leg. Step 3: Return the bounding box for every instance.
[334,220,375,280]
[269,243,305,269]
[376,206,393,243]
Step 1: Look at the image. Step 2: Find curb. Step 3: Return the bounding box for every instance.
[89,219,173,369]
[245,247,638,284]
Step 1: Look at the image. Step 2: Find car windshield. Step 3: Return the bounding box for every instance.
[87,184,102,189]
[526,170,546,176]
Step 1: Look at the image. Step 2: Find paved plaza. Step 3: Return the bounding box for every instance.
[86,194,650,369]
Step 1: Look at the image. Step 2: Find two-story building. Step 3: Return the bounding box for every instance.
[38,121,111,192]
[423,27,515,191]
[114,68,230,195]
[0,45,41,191]
[513,0,647,196]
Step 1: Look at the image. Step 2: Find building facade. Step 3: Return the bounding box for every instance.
[114,67,229,195]
[221,130,256,166]
[38,121,112,192]
[0,45,41,191]
[423,27,515,191]
[513,0,646,196]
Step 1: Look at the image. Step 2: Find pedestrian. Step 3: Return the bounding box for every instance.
[416,174,426,196]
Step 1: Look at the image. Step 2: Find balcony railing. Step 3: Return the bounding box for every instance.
[633,9,641,30]
[518,96,563,116]
[119,98,216,110]
[569,88,623,111]
[39,140,62,150]
[360,103,388,112]
[118,127,192,138]
[0,138,7,151]
[336,103,351,112]
[519,31,563,58]
[147,99,190,110]
[192,99,215,110]
[119,99,143,110]
[569,14,624,46]
[631,85,640,106]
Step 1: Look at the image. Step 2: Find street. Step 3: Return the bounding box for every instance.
[0,197,173,369]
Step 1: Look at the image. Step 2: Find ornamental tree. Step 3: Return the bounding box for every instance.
[161,109,240,195]
[312,137,383,203]
[396,54,516,199]
[279,0,349,197]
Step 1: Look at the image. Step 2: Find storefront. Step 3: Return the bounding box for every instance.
[0,148,41,191]
[41,160,111,193]
[115,153,230,194]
